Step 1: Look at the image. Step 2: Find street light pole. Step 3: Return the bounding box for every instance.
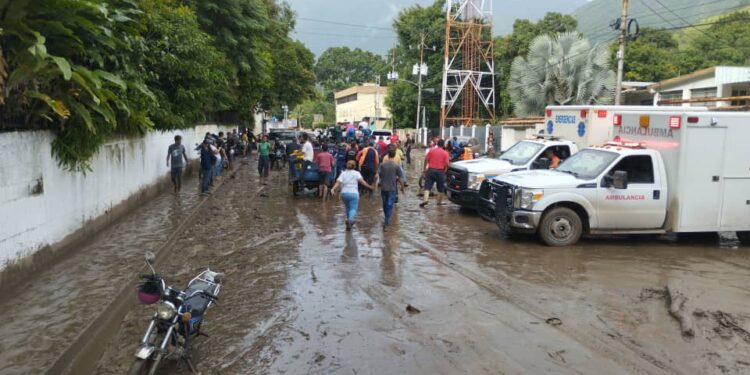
[415,32,425,131]
[281,105,289,128]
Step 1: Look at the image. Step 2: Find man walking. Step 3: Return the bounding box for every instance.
[379,148,406,231]
[420,139,449,208]
[357,141,379,197]
[166,135,188,193]
[405,133,414,165]
[314,144,335,200]
[199,140,214,196]
[257,135,271,177]
[301,134,314,162]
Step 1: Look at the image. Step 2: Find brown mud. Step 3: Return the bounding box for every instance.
[1,152,749,374]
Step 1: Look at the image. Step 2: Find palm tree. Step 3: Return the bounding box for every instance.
[509,32,615,117]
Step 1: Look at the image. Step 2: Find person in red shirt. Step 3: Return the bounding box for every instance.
[314,144,336,200]
[420,139,450,207]
[377,137,388,158]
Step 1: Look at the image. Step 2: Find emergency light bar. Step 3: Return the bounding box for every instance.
[604,140,645,149]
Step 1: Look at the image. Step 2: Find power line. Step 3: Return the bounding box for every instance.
[584,0,748,40]
[296,17,394,32]
[292,30,396,39]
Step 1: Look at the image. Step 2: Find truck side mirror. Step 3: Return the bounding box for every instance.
[612,170,628,189]
[532,157,551,170]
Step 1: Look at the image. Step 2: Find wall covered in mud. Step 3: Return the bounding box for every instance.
[0,125,218,271]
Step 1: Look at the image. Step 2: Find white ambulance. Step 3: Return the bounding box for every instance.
[458,105,703,219]
[487,109,750,246]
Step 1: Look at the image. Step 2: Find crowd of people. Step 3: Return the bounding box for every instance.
[167,126,479,232]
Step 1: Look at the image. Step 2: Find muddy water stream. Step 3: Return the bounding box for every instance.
[2,153,750,374]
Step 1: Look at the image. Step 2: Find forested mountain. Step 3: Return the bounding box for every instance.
[574,0,750,42]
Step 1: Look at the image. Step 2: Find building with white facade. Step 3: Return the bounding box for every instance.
[650,66,750,108]
[334,84,390,128]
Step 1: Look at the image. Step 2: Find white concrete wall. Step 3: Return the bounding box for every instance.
[0,125,216,270]
[500,124,544,151]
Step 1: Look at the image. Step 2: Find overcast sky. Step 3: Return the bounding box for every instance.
[287,0,590,57]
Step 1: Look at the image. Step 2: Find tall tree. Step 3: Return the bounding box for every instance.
[183,0,274,118]
[260,2,316,112]
[677,11,750,73]
[384,0,444,129]
[509,32,615,117]
[315,47,388,98]
[135,0,233,129]
[494,12,578,117]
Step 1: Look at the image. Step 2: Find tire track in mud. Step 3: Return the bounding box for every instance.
[399,236,685,375]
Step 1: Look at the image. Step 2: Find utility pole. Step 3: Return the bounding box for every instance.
[374,75,381,129]
[615,0,629,105]
[415,32,426,132]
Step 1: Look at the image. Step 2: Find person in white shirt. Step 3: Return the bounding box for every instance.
[332,160,374,231]
[301,134,314,162]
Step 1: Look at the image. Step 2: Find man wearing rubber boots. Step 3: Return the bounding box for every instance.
[420,139,449,208]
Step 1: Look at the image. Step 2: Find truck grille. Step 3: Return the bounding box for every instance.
[490,181,515,223]
[446,167,467,190]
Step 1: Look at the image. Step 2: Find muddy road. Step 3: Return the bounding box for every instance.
[2,153,750,374]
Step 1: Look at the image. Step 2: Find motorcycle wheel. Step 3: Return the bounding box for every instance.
[147,353,163,375]
[128,358,148,375]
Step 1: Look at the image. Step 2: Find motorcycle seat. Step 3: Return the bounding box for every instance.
[184,280,218,317]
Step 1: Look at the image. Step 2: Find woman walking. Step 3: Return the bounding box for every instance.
[332,160,374,231]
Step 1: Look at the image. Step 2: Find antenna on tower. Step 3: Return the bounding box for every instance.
[440,0,496,129]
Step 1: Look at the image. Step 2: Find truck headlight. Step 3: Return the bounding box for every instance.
[467,173,485,190]
[517,189,544,209]
[155,301,176,320]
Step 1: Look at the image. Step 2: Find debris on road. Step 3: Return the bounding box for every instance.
[545,317,563,326]
[406,304,421,314]
[666,283,695,337]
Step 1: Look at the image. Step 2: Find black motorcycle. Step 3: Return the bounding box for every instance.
[270,147,286,170]
[129,252,224,375]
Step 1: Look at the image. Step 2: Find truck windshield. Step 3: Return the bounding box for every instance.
[498,141,543,166]
[556,149,619,180]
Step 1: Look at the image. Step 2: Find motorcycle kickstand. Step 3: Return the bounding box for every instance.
[181,355,198,373]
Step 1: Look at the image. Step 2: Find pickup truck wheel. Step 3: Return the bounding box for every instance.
[539,207,582,247]
[738,231,750,246]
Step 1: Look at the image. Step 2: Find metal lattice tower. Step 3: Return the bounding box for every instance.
[440,0,496,129]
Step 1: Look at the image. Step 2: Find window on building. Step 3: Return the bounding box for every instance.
[690,87,717,107]
[335,94,357,105]
[659,90,682,106]
[731,88,748,107]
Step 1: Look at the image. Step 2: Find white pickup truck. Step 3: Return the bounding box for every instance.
[487,109,750,246]
[447,137,578,213]
[467,105,704,219]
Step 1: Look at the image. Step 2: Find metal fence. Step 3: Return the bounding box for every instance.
[440,125,502,154]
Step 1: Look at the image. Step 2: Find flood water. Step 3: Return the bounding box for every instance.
[2,152,750,374]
